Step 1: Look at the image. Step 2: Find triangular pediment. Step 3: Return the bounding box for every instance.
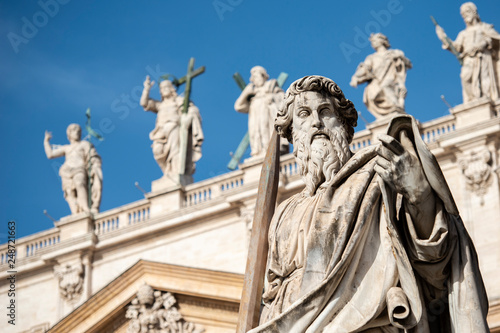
[48,260,244,333]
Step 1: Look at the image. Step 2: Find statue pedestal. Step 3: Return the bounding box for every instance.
[151,174,193,193]
[451,97,496,130]
[365,112,404,140]
[55,212,94,240]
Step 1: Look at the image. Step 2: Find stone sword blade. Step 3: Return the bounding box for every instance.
[236,131,280,332]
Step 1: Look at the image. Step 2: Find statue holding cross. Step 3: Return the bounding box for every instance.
[234,66,289,159]
[140,58,204,188]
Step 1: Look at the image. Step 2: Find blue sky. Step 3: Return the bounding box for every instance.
[1,0,498,240]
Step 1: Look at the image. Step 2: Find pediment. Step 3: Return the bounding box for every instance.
[48,260,244,333]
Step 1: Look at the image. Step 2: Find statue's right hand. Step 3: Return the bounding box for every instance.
[144,76,155,90]
[435,25,447,43]
[45,131,52,141]
[242,84,254,96]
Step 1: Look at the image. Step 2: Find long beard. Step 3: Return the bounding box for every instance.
[293,127,351,196]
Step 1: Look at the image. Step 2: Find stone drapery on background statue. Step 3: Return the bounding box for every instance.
[140,76,204,186]
[125,284,204,333]
[44,124,102,214]
[435,2,500,103]
[234,66,286,157]
[350,33,412,119]
[249,76,488,332]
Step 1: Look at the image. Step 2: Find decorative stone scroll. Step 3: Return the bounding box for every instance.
[125,284,204,333]
[459,148,493,203]
[54,262,84,303]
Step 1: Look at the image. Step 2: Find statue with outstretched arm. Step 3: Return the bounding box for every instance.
[433,2,500,103]
[44,124,102,214]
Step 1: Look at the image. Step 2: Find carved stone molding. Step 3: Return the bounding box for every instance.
[126,284,204,333]
[459,148,494,204]
[54,262,84,304]
[239,205,255,246]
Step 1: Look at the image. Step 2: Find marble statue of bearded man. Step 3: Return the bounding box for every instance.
[249,76,488,332]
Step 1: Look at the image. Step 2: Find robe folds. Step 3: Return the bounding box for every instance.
[452,22,500,103]
[145,96,203,175]
[250,116,488,333]
[235,79,284,156]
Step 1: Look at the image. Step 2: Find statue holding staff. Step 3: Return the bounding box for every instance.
[239,76,488,332]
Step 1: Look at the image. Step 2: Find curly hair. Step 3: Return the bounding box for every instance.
[460,2,480,21]
[275,75,358,143]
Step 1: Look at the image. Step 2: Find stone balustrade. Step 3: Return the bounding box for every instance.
[93,200,151,235]
[350,114,458,152]
[183,170,244,208]
[351,131,372,152]
[420,115,456,143]
[0,228,60,265]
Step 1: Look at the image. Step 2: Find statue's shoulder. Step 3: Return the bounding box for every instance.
[174,96,185,106]
[386,48,405,58]
[78,140,94,150]
[480,22,500,40]
[264,79,280,92]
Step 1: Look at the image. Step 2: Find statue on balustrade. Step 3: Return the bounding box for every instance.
[140,76,204,184]
[44,124,102,215]
[249,76,488,332]
[434,2,500,103]
[235,66,286,157]
[350,33,412,119]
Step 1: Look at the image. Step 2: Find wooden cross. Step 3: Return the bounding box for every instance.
[227,71,288,170]
[162,58,206,175]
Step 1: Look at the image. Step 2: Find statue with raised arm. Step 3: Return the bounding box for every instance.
[434,2,500,103]
[350,33,412,119]
[44,124,102,215]
[248,76,488,332]
[140,76,204,184]
[235,66,286,157]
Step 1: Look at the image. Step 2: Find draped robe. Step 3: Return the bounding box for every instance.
[145,96,203,175]
[250,116,488,333]
[451,22,500,103]
[235,79,285,156]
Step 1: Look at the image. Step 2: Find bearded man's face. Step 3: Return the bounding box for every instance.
[291,91,352,196]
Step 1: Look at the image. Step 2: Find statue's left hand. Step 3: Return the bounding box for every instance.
[349,77,358,88]
[180,113,191,127]
[375,131,433,206]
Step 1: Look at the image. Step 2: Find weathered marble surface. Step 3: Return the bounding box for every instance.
[351,33,412,119]
[251,76,488,332]
[235,66,286,157]
[126,284,204,333]
[54,262,84,304]
[140,76,204,185]
[44,124,102,214]
[435,2,500,103]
